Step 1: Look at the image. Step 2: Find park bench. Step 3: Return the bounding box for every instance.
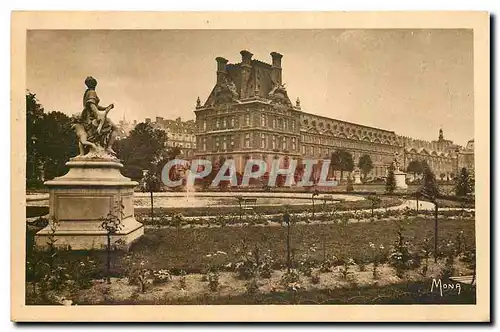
[238,197,258,204]
[449,275,476,286]
[236,197,257,212]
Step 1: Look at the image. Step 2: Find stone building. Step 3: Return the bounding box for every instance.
[459,139,475,174]
[194,50,473,180]
[145,116,197,158]
[115,118,137,140]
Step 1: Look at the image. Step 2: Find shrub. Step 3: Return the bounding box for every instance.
[171,213,184,228]
[234,246,274,279]
[297,244,318,277]
[245,278,259,295]
[319,259,333,273]
[280,269,301,292]
[388,221,419,278]
[259,250,274,279]
[152,269,172,285]
[357,258,367,272]
[207,271,220,292]
[339,258,356,280]
[368,242,385,279]
[178,270,187,290]
[310,271,320,284]
[440,239,456,279]
[419,236,432,277]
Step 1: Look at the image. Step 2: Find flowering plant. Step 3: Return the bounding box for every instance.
[280,269,301,292]
[152,269,172,285]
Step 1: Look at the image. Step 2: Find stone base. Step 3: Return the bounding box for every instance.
[34,156,144,251]
[35,217,144,251]
[353,174,362,184]
[394,171,408,190]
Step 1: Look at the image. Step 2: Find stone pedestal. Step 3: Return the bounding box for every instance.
[35,155,144,251]
[394,170,408,190]
[353,172,362,184]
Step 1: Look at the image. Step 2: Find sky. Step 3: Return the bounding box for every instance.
[26,29,474,145]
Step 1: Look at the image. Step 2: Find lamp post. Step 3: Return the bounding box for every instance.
[455,148,460,179]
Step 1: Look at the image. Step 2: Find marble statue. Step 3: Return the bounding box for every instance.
[392,152,402,172]
[36,76,144,250]
[72,76,118,157]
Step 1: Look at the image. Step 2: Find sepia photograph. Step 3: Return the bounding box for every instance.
[11,11,490,322]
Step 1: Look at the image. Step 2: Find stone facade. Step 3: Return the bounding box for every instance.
[146,116,197,158]
[116,118,137,140]
[194,50,474,179]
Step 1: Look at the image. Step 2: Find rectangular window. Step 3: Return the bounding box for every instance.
[272,135,276,150]
[291,121,295,131]
[230,135,234,149]
[261,133,266,149]
[272,118,276,129]
[203,120,207,131]
[230,117,235,128]
[223,118,227,129]
[215,137,220,151]
[282,136,287,150]
[302,145,306,154]
[292,137,296,151]
[245,133,251,148]
[222,136,227,151]
[216,119,220,129]
[245,114,250,126]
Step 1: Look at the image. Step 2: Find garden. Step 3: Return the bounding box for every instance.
[25,198,476,305]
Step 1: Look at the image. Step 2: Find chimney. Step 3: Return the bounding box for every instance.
[270,52,283,85]
[240,50,253,98]
[240,50,253,65]
[215,57,228,84]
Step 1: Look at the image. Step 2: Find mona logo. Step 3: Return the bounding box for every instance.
[430,279,462,296]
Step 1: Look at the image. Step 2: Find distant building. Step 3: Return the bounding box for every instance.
[193,50,474,179]
[458,139,474,174]
[116,117,137,140]
[149,116,197,158]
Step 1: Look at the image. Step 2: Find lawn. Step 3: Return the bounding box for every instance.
[37,216,475,276]
[134,196,403,218]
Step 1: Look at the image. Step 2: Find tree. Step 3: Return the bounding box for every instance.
[439,172,446,182]
[26,92,78,186]
[330,151,342,180]
[358,154,374,180]
[385,165,396,194]
[421,164,439,199]
[331,149,354,181]
[115,122,170,181]
[406,160,423,179]
[26,91,45,186]
[39,111,78,180]
[455,167,472,197]
[143,170,162,224]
